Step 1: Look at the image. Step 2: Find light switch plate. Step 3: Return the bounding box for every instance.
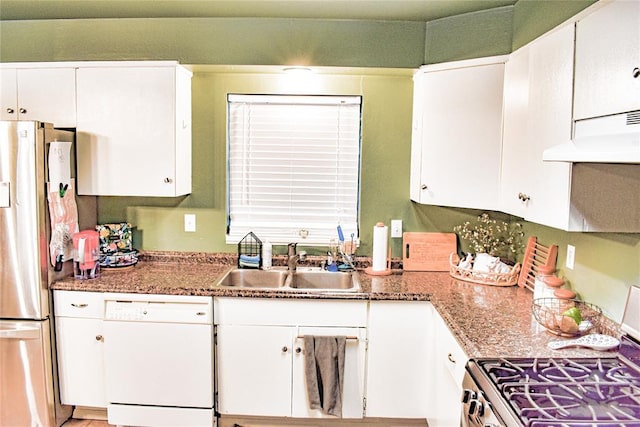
[184,214,196,232]
[391,219,402,238]
[566,244,575,270]
[0,182,9,208]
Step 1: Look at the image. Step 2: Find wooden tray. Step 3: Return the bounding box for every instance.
[449,252,521,286]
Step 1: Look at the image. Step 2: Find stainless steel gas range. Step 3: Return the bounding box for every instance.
[461,285,640,427]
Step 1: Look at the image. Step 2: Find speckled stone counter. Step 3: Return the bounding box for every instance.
[51,251,621,360]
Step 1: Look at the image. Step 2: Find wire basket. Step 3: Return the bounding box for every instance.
[532,298,602,337]
[237,232,262,269]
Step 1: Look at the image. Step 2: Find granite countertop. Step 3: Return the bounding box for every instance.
[52,251,621,360]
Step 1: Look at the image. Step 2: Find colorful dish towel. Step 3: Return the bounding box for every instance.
[47,181,79,266]
[239,254,260,268]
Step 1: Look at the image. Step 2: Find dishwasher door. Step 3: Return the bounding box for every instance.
[103,298,213,412]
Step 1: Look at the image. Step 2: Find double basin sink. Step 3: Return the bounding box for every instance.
[214,267,360,292]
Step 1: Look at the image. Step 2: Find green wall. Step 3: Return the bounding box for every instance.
[1,0,638,321]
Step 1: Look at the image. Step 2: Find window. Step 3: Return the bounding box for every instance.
[227,94,362,245]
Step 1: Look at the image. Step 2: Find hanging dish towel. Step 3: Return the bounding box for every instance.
[47,180,79,267]
[303,335,346,417]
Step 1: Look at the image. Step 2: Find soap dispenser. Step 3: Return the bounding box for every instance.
[262,240,272,270]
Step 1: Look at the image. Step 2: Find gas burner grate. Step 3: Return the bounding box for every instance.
[478,358,640,426]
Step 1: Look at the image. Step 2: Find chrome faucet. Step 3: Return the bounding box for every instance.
[287,243,306,271]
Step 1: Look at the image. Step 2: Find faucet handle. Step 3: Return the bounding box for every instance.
[287,242,297,255]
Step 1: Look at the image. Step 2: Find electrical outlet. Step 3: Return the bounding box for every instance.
[391,219,403,238]
[566,244,575,270]
[184,214,196,232]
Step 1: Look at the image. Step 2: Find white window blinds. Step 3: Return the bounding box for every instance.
[227,94,362,245]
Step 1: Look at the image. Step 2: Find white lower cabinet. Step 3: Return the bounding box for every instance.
[216,325,293,417]
[214,298,368,419]
[54,291,107,408]
[365,300,433,419]
[429,310,469,427]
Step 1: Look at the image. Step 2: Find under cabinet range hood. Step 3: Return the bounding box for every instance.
[543,110,640,163]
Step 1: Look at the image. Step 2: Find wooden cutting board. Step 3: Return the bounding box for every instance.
[403,232,457,271]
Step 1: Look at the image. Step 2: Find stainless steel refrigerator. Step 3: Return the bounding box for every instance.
[0,121,96,426]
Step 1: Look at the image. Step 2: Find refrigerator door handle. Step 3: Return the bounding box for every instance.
[0,325,41,340]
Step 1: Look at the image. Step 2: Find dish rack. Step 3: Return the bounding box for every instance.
[449,253,521,286]
[517,236,558,291]
[237,231,262,269]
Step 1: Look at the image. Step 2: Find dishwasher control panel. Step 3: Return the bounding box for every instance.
[105,298,213,324]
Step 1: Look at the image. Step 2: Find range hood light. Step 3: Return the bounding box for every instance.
[283,66,313,74]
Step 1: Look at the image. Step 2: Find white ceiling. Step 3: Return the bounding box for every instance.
[0,0,518,22]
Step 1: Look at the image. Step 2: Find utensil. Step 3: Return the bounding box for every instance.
[547,333,620,351]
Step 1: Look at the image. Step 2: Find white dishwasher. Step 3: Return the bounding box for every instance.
[103,294,215,427]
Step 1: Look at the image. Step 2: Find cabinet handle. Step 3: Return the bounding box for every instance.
[164,177,173,184]
[421,184,428,190]
[518,192,530,203]
[6,108,15,114]
[71,303,88,308]
[295,347,302,354]
[282,346,288,353]
[19,108,27,114]
[447,353,456,364]
[633,67,640,79]
[96,335,104,342]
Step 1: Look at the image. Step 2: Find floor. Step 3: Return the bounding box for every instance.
[62,420,111,427]
[62,418,428,427]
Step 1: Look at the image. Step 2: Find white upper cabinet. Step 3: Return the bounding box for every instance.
[0,67,77,127]
[76,63,192,197]
[410,56,506,210]
[574,0,640,120]
[500,24,574,230]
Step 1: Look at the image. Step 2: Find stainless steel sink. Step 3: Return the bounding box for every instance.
[214,268,288,288]
[286,270,359,291]
[214,267,360,292]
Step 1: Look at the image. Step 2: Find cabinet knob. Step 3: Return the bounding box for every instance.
[421,184,428,190]
[282,346,288,353]
[6,108,15,114]
[633,67,640,79]
[295,347,302,354]
[19,108,27,114]
[518,192,530,202]
[95,335,104,342]
[164,177,173,184]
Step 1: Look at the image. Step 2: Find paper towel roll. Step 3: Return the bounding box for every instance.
[371,222,388,272]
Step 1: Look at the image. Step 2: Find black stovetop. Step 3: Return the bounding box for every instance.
[475,336,640,427]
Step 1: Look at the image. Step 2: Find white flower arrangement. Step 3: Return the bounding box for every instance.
[453,213,525,264]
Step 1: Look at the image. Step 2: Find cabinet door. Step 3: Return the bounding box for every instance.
[0,68,76,126]
[76,66,190,197]
[365,301,432,418]
[428,311,468,427]
[55,317,106,408]
[0,69,18,120]
[523,24,574,229]
[291,327,366,419]
[411,59,505,210]
[500,45,531,218]
[501,25,574,229]
[216,325,293,416]
[17,68,77,127]
[574,0,640,120]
